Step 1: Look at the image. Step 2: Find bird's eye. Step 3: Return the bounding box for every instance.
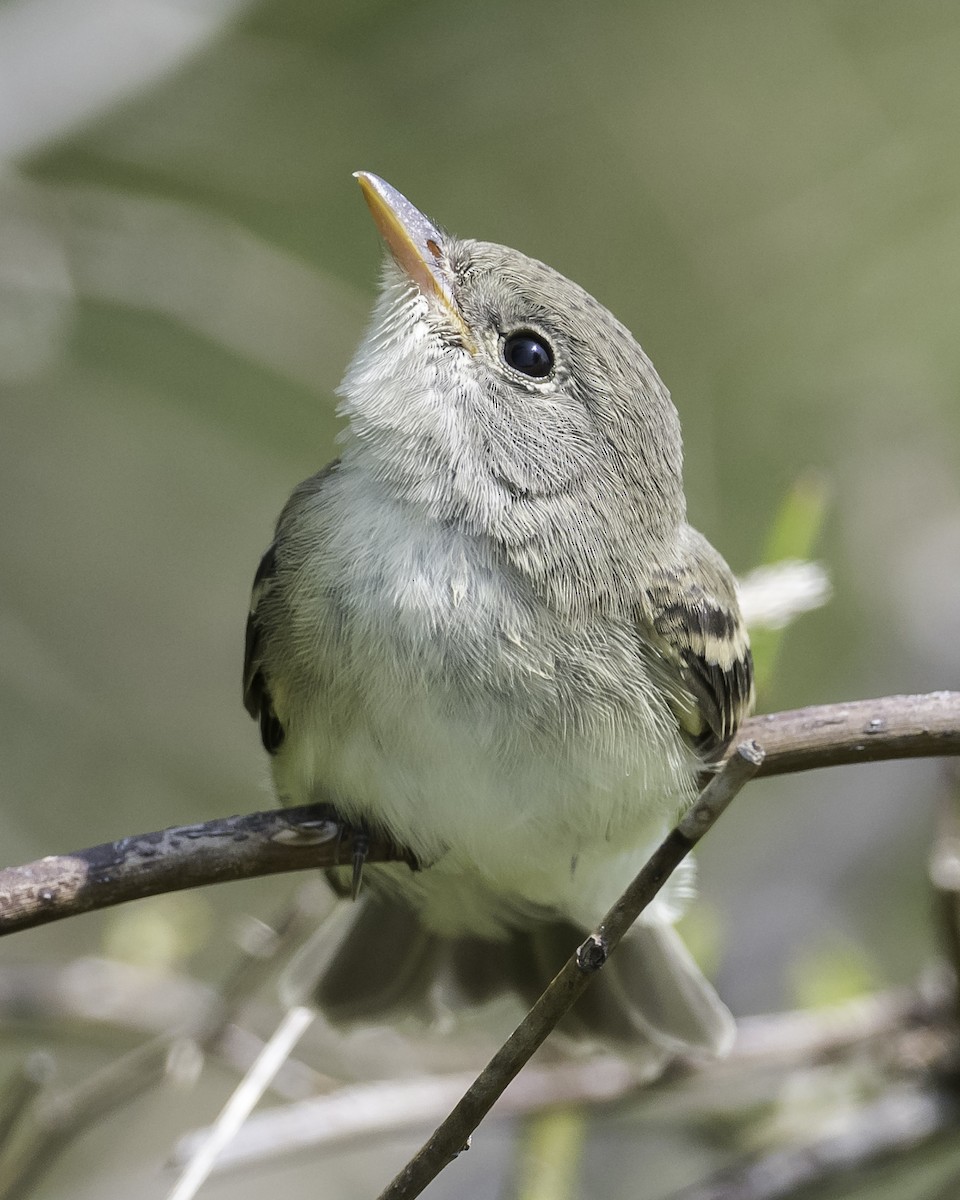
[502,331,554,379]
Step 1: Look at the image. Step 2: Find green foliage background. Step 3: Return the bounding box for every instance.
[1,1,958,1197]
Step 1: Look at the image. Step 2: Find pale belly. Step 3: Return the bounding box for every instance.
[272,643,697,936]
[266,484,699,936]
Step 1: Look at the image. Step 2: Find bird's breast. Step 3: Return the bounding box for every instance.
[268,471,697,916]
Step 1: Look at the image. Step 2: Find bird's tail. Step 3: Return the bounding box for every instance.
[166,890,733,1199]
[308,890,734,1065]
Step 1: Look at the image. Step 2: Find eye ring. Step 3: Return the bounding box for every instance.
[501,330,555,379]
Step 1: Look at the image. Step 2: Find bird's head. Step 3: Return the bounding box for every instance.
[338,174,687,594]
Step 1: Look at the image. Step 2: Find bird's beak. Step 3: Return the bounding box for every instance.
[354,171,475,351]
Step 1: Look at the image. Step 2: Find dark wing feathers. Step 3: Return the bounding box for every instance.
[243,460,342,756]
[640,574,755,762]
[243,541,285,755]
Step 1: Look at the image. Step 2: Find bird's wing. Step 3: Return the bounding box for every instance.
[243,540,286,754]
[243,459,341,755]
[636,531,755,761]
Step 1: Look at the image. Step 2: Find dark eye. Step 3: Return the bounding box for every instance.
[502,331,554,379]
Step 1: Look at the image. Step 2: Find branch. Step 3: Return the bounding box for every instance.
[739,691,960,777]
[0,692,956,938]
[0,806,412,937]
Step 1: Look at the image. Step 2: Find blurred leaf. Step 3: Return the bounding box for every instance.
[750,471,833,694]
[789,940,878,1010]
[514,1106,587,1200]
[677,901,727,980]
[762,470,833,566]
[102,893,213,972]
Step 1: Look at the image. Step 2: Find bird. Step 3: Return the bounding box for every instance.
[243,172,754,1067]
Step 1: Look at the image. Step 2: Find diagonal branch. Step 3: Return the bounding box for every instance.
[0,692,957,938]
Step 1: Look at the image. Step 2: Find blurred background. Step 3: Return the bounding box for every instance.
[1,1,959,1197]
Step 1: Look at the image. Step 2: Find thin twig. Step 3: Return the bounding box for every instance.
[169,981,958,1179]
[0,693,956,939]
[375,741,764,1200]
[930,763,960,1009]
[0,891,325,1200]
[171,1057,641,1174]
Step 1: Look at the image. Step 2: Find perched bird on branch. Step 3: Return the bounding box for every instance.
[244,173,754,1066]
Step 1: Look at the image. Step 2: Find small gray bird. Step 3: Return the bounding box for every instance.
[244,173,754,1065]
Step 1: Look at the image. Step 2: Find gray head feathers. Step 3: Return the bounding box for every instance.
[338,237,687,615]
